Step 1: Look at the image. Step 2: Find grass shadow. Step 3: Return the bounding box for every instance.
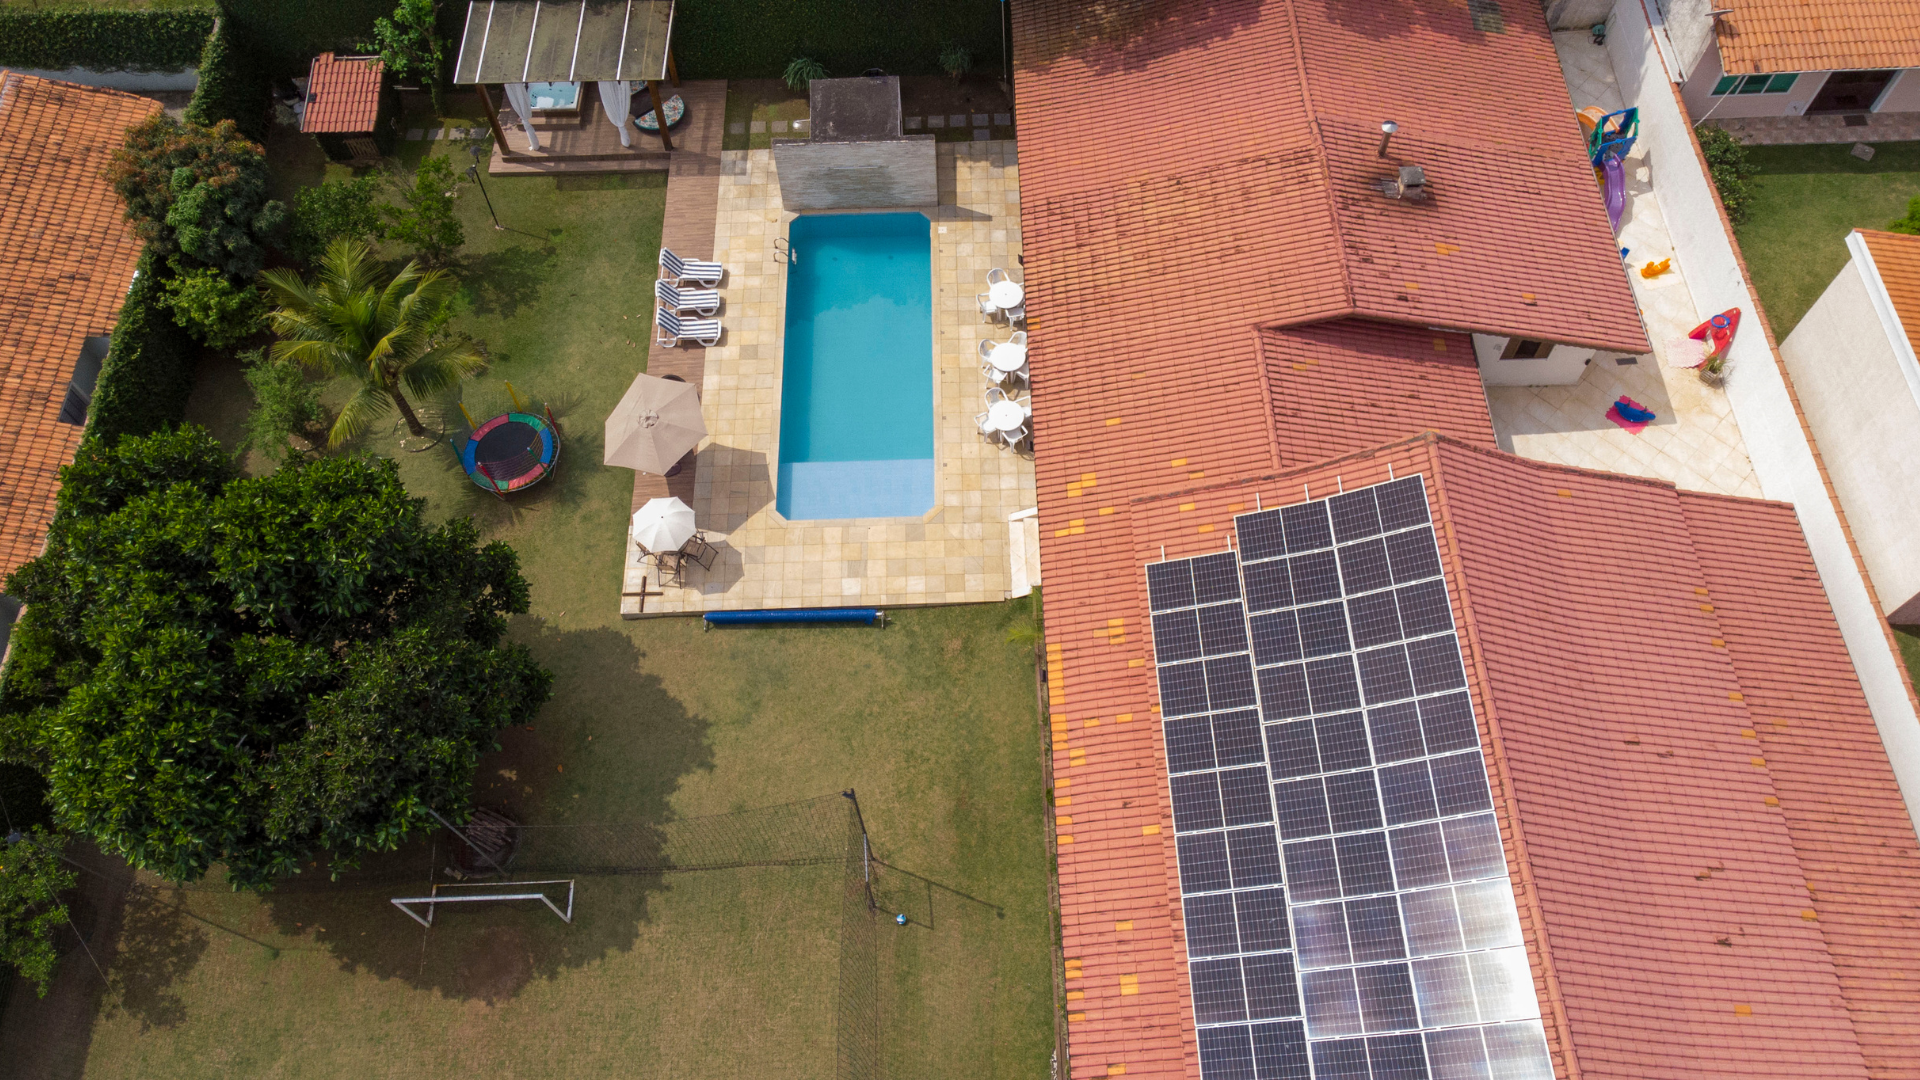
[457,241,560,320]
[99,889,209,1033]
[256,620,714,1003]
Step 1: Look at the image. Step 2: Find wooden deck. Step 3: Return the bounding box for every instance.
[628,80,724,518]
[486,79,724,176]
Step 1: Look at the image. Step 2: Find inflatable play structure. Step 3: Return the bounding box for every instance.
[1578,106,1638,234]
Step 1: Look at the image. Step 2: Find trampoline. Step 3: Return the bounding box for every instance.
[461,411,559,493]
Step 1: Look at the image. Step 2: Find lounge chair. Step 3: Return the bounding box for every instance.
[656,279,721,316]
[660,248,724,288]
[656,307,721,348]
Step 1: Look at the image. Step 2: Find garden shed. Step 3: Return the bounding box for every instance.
[301,52,396,163]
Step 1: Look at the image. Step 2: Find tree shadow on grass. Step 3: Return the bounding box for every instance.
[99,888,209,1033]
[458,241,559,320]
[258,620,715,1003]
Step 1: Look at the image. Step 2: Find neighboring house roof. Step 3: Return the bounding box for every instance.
[0,72,158,584]
[1858,229,1920,361]
[1713,0,1920,74]
[301,52,384,134]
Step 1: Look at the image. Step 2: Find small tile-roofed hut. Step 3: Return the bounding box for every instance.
[301,52,395,163]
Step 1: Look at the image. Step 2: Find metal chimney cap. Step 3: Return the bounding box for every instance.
[1381,120,1399,135]
[1398,165,1427,186]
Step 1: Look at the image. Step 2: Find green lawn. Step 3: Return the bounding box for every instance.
[1732,141,1920,337]
[15,105,1055,1079]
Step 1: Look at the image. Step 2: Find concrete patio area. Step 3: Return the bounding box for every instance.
[1481,32,1763,499]
[621,140,1036,615]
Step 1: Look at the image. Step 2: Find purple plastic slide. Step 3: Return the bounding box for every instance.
[1602,156,1626,234]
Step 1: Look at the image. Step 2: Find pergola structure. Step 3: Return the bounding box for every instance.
[453,0,681,151]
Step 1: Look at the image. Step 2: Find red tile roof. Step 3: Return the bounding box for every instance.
[301,52,384,134]
[1714,0,1920,74]
[1859,230,1920,363]
[0,72,159,583]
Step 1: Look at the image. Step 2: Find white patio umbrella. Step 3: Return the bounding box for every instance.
[631,497,697,553]
[604,372,705,474]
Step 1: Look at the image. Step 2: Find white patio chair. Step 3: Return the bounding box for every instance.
[656,306,722,348]
[977,291,999,320]
[660,247,724,288]
[656,279,721,316]
[985,386,1010,406]
[978,339,997,362]
[998,423,1029,448]
[1005,301,1026,326]
[974,411,997,439]
[1009,330,1028,346]
[987,267,1013,286]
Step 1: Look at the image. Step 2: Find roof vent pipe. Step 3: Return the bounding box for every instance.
[1377,120,1398,158]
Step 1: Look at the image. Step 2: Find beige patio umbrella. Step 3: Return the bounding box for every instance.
[604,372,705,474]
[631,497,697,552]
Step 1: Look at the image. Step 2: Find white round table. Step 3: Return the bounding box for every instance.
[988,341,1028,373]
[987,400,1026,433]
[988,280,1025,310]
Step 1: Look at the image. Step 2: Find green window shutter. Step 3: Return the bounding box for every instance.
[1764,72,1800,93]
[1712,74,1739,95]
[1736,74,1770,94]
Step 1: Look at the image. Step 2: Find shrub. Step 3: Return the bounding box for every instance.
[939,42,972,79]
[183,14,271,143]
[363,0,445,113]
[107,114,285,278]
[1889,195,1920,236]
[674,0,999,81]
[160,267,266,350]
[1696,124,1758,224]
[0,8,213,73]
[0,828,76,997]
[288,175,386,265]
[239,349,325,466]
[381,156,465,267]
[783,56,826,91]
[83,251,199,444]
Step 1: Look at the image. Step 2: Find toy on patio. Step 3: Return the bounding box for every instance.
[1640,257,1671,279]
[454,382,561,497]
[1690,308,1741,363]
[634,94,685,132]
[1578,106,1638,234]
[1607,395,1656,434]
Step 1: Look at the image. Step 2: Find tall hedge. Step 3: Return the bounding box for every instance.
[183,13,271,142]
[0,8,214,72]
[673,0,1003,79]
[83,251,199,445]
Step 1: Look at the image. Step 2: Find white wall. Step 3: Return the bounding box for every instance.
[1781,251,1920,621]
[1609,0,1920,816]
[1472,335,1596,385]
[1656,0,1717,79]
[1878,69,1920,114]
[772,138,937,211]
[1678,39,1824,120]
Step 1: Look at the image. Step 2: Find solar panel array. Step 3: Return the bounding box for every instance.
[1146,476,1554,1080]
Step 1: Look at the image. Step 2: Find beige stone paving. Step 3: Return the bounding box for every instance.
[1482,34,1763,500]
[622,141,1036,615]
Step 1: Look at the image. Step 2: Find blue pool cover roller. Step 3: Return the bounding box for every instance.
[704,608,883,627]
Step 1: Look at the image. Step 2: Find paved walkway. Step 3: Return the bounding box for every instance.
[1703,111,1920,146]
[1481,33,1762,499]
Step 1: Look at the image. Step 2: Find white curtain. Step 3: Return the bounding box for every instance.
[597,80,633,147]
[501,82,541,151]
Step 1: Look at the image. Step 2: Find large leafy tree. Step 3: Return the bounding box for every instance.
[365,0,447,114]
[106,115,285,279]
[0,828,76,996]
[262,239,484,446]
[0,428,551,888]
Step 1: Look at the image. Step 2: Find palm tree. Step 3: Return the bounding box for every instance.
[260,238,484,447]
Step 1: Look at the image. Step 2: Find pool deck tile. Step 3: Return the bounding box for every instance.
[622,141,1036,615]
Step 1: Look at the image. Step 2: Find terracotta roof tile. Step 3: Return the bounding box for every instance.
[1714,0,1920,74]
[301,52,384,134]
[1859,229,1920,362]
[0,72,159,585]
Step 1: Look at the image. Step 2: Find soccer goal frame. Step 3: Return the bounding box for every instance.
[390,879,576,928]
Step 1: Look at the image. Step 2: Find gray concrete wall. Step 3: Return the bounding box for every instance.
[8,66,197,92]
[1545,0,1614,30]
[1781,251,1920,621]
[772,137,936,211]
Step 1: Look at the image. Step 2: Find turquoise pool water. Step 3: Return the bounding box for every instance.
[777,212,934,520]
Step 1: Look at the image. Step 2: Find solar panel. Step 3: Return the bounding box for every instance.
[1158,661,1211,717]
[1194,552,1243,605]
[1166,716,1219,774]
[1187,892,1241,957]
[1243,560,1295,613]
[1237,509,1288,563]
[1172,772,1226,833]
[1200,603,1252,656]
[1148,560,1197,611]
[1153,480,1544,1077]
[1282,502,1334,554]
[1212,710,1267,768]
[1289,551,1344,605]
[1155,609,1204,664]
[1337,539,1394,595]
[1249,611,1303,666]
[1328,488,1383,544]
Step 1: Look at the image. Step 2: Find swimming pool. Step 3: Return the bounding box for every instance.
[777,212,934,520]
